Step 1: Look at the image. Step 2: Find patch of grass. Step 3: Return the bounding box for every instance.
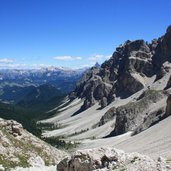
[37,122,65,131]
[69,128,89,137]
[131,156,139,163]
[166,159,171,164]
[0,154,17,170]
[0,153,29,169]
[16,154,29,168]
[89,136,96,140]
[112,165,117,170]
[120,167,127,171]
[0,125,55,167]
[42,136,79,151]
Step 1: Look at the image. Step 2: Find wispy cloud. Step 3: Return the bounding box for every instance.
[0,63,51,69]
[88,54,111,61]
[0,63,26,69]
[53,56,82,61]
[0,58,14,63]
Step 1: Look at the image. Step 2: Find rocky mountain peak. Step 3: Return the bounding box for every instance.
[57,147,171,171]
[166,25,171,33]
[94,62,101,68]
[70,25,171,111]
[152,25,171,69]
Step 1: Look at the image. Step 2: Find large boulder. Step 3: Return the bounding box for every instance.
[57,147,171,171]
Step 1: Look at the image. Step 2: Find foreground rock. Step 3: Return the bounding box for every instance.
[0,118,67,170]
[57,147,171,171]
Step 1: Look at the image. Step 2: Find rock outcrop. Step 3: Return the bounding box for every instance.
[6,120,23,137]
[165,75,171,89]
[166,94,171,116]
[0,118,67,170]
[97,90,168,136]
[57,147,171,171]
[71,25,171,111]
[152,25,171,69]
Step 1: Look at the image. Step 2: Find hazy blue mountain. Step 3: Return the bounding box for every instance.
[0,66,87,94]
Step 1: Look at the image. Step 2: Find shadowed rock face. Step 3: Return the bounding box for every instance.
[98,90,167,136]
[166,94,171,116]
[71,26,171,110]
[165,75,171,89]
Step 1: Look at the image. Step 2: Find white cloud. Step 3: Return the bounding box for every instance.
[0,58,14,63]
[53,56,82,61]
[79,63,94,68]
[75,56,82,60]
[88,54,111,61]
[0,63,49,69]
[0,63,26,69]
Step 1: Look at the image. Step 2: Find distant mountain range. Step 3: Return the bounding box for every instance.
[0,66,87,135]
[0,66,87,94]
[0,66,89,106]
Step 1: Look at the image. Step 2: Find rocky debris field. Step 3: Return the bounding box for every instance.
[57,147,171,171]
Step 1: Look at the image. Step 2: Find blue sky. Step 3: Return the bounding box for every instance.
[0,0,170,69]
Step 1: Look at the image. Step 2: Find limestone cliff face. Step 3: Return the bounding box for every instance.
[71,26,171,111]
[100,90,168,136]
[152,25,171,69]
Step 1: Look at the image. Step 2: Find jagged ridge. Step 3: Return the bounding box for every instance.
[71,25,171,111]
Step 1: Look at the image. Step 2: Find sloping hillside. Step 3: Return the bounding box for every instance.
[0,118,67,170]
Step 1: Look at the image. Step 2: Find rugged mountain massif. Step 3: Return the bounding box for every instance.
[72,25,171,110]
[64,25,171,137]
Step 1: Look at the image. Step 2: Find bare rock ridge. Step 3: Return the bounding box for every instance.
[152,25,171,69]
[98,90,168,136]
[71,25,171,111]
